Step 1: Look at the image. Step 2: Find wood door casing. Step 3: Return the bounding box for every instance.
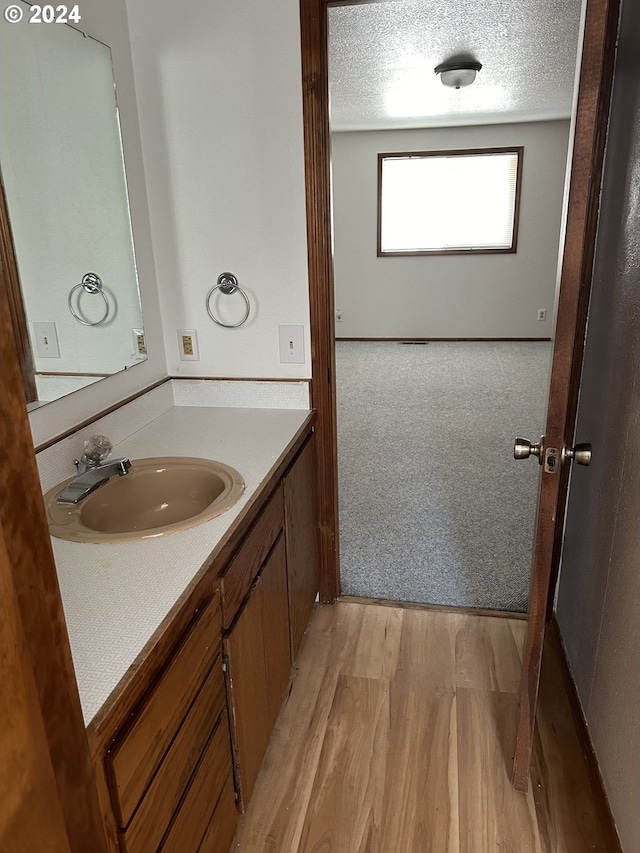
[299,0,619,791]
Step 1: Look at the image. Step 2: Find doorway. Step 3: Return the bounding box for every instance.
[325,0,581,610]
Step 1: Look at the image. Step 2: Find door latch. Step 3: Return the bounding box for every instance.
[544,447,559,474]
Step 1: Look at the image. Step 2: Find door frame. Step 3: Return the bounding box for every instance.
[300,0,620,785]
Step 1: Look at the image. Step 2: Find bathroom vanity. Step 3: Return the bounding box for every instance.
[50,405,318,853]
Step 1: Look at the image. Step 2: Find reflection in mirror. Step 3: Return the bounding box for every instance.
[0,12,146,410]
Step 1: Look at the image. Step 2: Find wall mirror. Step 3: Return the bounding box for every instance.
[0,8,146,410]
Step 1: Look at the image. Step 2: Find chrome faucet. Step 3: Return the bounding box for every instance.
[57,457,132,504]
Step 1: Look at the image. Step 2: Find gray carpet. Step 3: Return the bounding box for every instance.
[336,341,551,612]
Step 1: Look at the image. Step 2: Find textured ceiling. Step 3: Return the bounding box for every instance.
[328,0,584,130]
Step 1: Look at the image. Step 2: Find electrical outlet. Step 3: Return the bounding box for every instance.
[336,308,343,322]
[178,329,200,361]
[133,328,147,356]
[278,325,305,364]
[33,322,60,358]
[537,309,547,322]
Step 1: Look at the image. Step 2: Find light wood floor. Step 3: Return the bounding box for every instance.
[232,601,612,852]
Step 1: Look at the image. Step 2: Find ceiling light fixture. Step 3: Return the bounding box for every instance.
[434,59,482,90]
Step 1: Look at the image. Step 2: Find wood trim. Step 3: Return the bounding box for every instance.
[36,371,110,378]
[300,0,340,603]
[340,595,527,620]
[376,147,523,257]
[0,263,108,850]
[512,0,620,791]
[0,179,37,404]
[170,376,311,384]
[547,618,624,852]
[34,377,170,453]
[335,337,552,342]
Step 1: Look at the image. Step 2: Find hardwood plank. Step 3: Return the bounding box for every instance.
[381,682,458,852]
[399,607,457,689]
[341,602,403,681]
[455,615,524,694]
[233,603,365,852]
[457,688,541,853]
[298,674,389,852]
[235,602,617,851]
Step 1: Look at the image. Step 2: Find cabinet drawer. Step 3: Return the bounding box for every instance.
[119,660,227,853]
[107,594,221,827]
[198,773,238,853]
[218,484,284,629]
[159,711,233,853]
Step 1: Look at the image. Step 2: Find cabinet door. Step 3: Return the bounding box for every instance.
[260,535,291,731]
[284,435,319,660]
[224,534,290,810]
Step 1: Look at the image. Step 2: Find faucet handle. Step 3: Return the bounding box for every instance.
[81,434,113,468]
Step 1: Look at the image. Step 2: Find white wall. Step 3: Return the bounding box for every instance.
[23,0,166,448]
[126,0,311,379]
[331,121,570,338]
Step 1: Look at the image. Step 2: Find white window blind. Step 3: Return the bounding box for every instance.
[379,149,522,255]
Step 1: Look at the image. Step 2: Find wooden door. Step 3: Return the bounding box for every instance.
[224,534,291,808]
[511,0,620,789]
[0,525,72,853]
[299,0,620,791]
[0,271,107,847]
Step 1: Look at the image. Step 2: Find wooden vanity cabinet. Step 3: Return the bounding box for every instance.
[222,433,319,811]
[97,591,237,853]
[283,434,319,660]
[92,423,319,852]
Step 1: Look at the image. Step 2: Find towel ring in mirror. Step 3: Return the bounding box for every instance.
[68,273,110,326]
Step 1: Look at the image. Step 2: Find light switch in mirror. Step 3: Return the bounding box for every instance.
[0,3,146,409]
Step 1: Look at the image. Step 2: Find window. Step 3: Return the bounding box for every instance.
[377,147,523,256]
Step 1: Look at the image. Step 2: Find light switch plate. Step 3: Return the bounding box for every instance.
[278,325,305,364]
[33,322,61,358]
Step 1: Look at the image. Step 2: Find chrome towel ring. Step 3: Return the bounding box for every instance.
[206,273,251,328]
[68,273,110,326]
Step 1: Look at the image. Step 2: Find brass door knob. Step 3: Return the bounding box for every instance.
[514,436,544,464]
[564,442,592,466]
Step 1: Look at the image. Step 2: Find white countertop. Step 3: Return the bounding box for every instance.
[50,406,311,726]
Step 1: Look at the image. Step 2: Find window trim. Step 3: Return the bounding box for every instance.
[376,146,524,257]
